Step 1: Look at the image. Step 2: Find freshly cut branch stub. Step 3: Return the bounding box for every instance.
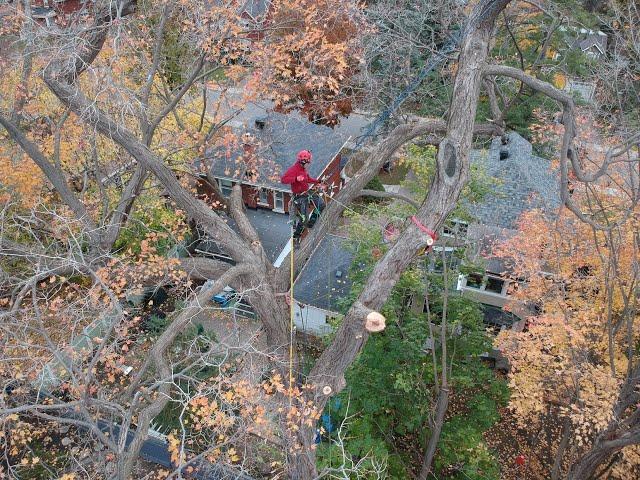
[365,311,386,332]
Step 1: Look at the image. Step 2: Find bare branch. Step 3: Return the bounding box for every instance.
[358,189,421,209]
[0,113,96,233]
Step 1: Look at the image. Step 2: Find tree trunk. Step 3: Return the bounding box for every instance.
[568,364,640,479]
[419,386,450,480]
[551,416,572,480]
[568,443,620,480]
[288,1,512,477]
[567,427,640,480]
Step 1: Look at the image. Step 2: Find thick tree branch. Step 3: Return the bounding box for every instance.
[0,113,96,233]
[61,1,138,84]
[228,185,267,258]
[43,75,254,265]
[177,257,234,281]
[284,120,499,282]
[99,164,148,251]
[287,3,513,475]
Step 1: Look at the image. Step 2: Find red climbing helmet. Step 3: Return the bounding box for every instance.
[296,150,312,164]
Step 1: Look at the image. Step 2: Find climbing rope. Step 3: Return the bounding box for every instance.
[289,225,295,403]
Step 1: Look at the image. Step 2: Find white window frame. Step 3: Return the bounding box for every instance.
[462,273,509,296]
[258,188,270,206]
[273,191,285,212]
[441,218,469,239]
[218,179,233,197]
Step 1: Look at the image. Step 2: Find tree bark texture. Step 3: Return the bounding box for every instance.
[5,1,520,478]
[567,364,640,479]
[289,1,512,477]
[418,387,450,480]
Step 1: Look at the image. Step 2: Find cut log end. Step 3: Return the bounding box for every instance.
[365,311,386,332]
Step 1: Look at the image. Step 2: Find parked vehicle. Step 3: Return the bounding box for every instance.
[213,286,238,307]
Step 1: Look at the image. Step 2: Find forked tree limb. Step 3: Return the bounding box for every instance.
[484,64,640,230]
[44,74,256,265]
[0,114,96,233]
[120,262,253,477]
[228,184,264,256]
[284,119,500,283]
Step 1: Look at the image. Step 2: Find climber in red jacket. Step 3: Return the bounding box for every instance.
[281,150,325,237]
[280,150,321,193]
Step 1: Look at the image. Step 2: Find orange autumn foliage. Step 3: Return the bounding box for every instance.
[251,0,368,125]
[494,203,640,476]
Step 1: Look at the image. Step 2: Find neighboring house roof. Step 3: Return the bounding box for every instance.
[242,0,270,19]
[196,208,291,264]
[576,32,607,54]
[467,131,560,230]
[465,224,515,275]
[208,110,348,190]
[195,212,355,314]
[205,98,370,191]
[242,208,291,261]
[294,234,355,314]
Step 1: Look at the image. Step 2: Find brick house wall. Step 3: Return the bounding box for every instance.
[240,1,273,42]
[32,0,86,15]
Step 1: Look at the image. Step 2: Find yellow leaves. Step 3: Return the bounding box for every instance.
[167,433,184,465]
[552,73,567,89]
[249,0,365,124]
[228,448,240,463]
[398,144,437,183]
[496,182,640,447]
[0,148,44,208]
[59,474,77,480]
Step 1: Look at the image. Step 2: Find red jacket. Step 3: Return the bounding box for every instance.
[280,161,320,194]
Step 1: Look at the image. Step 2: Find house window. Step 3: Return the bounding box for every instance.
[466,273,484,289]
[442,219,468,239]
[258,188,270,205]
[218,179,233,197]
[273,191,284,212]
[464,273,508,296]
[485,276,505,294]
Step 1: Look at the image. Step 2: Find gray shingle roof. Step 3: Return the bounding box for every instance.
[244,208,291,261]
[294,235,355,313]
[207,109,354,191]
[577,32,607,54]
[195,208,291,264]
[196,217,355,313]
[243,0,269,19]
[467,132,560,229]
